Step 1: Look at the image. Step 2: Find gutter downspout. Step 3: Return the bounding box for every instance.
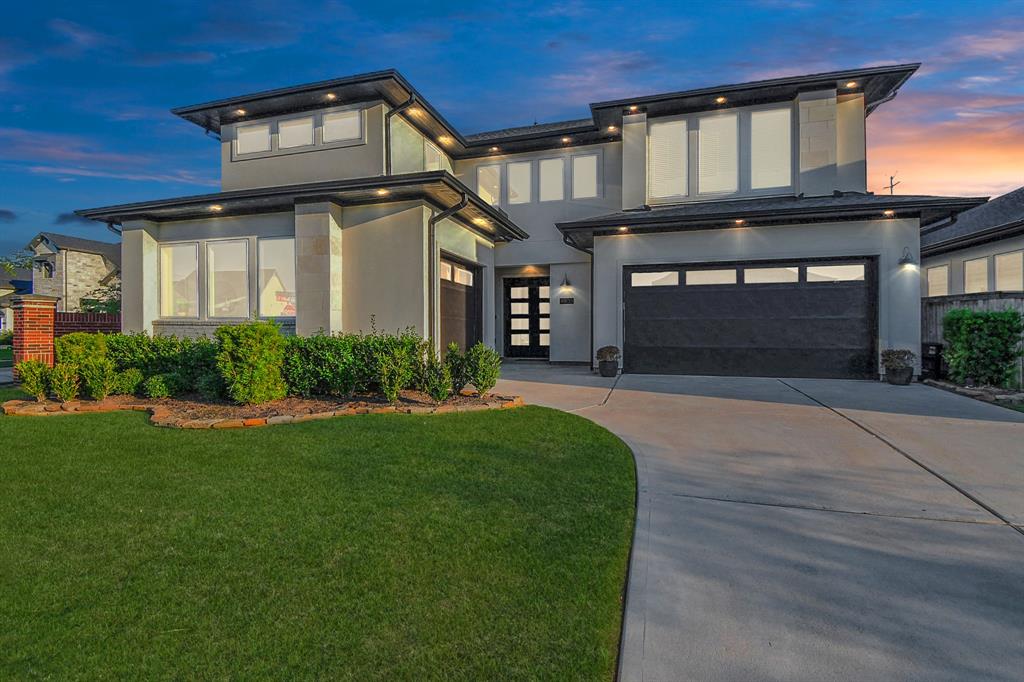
[384,96,417,176]
[562,234,596,370]
[428,192,468,348]
[106,221,122,237]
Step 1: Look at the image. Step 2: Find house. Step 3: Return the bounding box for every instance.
[0,267,32,332]
[77,64,984,379]
[27,232,121,312]
[921,186,1024,297]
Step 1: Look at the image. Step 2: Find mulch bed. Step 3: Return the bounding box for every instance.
[1,390,525,429]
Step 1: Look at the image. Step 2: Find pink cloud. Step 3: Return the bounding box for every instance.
[0,128,143,165]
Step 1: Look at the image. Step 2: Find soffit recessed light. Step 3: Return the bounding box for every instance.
[628,105,639,112]
[472,217,490,227]
[437,135,454,146]
[715,96,727,105]
[234,108,246,116]
[209,204,224,212]
[607,125,618,133]
[883,209,896,217]
[375,188,390,196]
[408,107,423,116]
[489,146,499,152]
[325,93,337,101]
[845,81,858,89]
[618,226,629,232]
[734,219,745,225]
[561,136,571,144]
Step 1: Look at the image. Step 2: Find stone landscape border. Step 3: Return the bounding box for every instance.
[922,379,1024,407]
[1,395,526,428]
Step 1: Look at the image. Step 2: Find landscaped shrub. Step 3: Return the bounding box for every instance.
[80,358,116,400]
[196,372,226,401]
[422,349,452,403]
[465,342,502,396]
[215,321,287,405]
[446,342,469,395]
[15,360,49,402]
[0,329,13,346]
[943,308,1024,386]
[106,332,157,372]
[349,325,424,393]
[374,342,415,403]
[284,334,358,397]
[49,362,80,403]
[113,368,145,396]
[143,373,173,399]
[55,332,107,366]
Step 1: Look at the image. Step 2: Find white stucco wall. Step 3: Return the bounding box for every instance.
[592,218,922,372]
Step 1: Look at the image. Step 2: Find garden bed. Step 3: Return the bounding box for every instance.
[922,378,1024,407]
[2,390,524,428]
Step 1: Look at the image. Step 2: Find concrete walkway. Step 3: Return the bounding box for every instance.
[0,367,12,385]
[497,363,1024,682]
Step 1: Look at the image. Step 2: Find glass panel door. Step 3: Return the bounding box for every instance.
[504,277,550,358]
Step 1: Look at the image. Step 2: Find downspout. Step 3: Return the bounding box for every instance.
[562,233,596,370]
[427,192,468,348]
[384,96,417,176]
[106,221,122,237]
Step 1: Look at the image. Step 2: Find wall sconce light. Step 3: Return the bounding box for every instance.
[898,246,916,268]
[560,273,572,290]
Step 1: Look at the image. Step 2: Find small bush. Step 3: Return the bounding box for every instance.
[15,360,49,401]
[80,358,116,400]
[465,342,502,395]
[944,309,1024,386]
[49,362,80,403]
[446,342,469,395]
[106,332,156,372]
[113,368,145,396]
[596,345,621,362]
[375,342,415,404]
[880,349,916,372]
[55,332,108,366]
[284,334,358,397]
[196,372,226,401]
[422,349,452,403]
[215,321,287,405]
[143,374,172,399]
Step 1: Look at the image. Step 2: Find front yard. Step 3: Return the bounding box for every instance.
[0,387,635,679]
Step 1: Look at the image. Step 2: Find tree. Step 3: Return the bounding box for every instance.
[80,281,121,314]
[0,250,32,276]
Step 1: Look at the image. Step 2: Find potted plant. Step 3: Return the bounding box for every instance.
[596,346,621,378]
[881,349,916,386]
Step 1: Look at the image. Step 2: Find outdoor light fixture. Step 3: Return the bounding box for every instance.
[898,247,916,268]
[734,219,745,226]
[408,107,423,116]
[209,204,224,212]
[607,125,618,133]
[561,136,572,144]
[844,81,858,88]
[325,93,337,101]
[234,108,246,116]
[628,105,639,112]
[375,188,390,196]
[715,96,727,104]
[618,226,629,232]
[489,146,500,152]
[883,209,896,217]
[560,273,572,290]
[472,217,490,227]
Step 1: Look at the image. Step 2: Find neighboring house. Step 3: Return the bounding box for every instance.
[921,186,1024,297]
[77,64,983,379]
[27,232,121,312]
[0,267,32,332]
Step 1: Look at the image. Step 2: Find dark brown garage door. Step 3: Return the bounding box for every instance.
[623,257,877,379]
[440,257,482,353]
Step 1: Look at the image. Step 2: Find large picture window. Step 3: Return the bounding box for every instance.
[750,108,791,189]
[207,240,249,318]
[159,243,199,318]
[258,238,296,317]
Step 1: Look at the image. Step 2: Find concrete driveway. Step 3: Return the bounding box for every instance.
[498,363,1024,682]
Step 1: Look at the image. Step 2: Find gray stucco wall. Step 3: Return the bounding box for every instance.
[592,218,922,372]
[922,235,1024,296]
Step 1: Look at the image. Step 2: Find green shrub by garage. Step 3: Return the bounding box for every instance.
[943,308,1024,386]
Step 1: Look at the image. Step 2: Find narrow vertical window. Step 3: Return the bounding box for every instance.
[424,141,444,171]
[648,119,687,198]
[698,114,738,194]
[508,161,532,204]
[572,154,598,199]
[207,240,249,318]
[750,108,792,189]
[926,265,949,297]
[539,158,564,201]
[258,238,296,317]
[477,165,501,205]
[964,257,989,294]
[159,243,199,318]
[236,123,271,154]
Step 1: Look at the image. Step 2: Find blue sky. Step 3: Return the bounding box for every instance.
[2,0,1022,255]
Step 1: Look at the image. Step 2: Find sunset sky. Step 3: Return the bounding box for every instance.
[1,0,1022,253]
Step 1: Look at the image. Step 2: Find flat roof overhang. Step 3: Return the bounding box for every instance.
[75,171,528,243]
[556,194,986,251]
[921,219,1024,258]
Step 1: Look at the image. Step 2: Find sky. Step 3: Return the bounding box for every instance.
[1,0,1023,255]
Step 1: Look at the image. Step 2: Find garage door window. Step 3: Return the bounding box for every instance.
[806,264,864,282]
[686,269,736,285]
[744,267,798,284]
[631,271,679,287]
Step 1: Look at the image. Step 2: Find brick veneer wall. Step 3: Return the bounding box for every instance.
[12,296,58,376]
[55,312,121,337]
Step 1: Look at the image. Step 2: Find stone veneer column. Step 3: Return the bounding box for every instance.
[295,201,344,336]
[797,90,838,197]
[621,112,648,210]
[120,220,159,334]
[12,295,58,377]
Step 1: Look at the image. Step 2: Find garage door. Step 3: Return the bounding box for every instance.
[440,258,482,353]
[623,258,877,379]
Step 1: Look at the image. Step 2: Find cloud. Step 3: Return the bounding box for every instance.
[0,209,16,223]
[29,165,218,187]
[47,19,110,57]
[130,50,217,66]
[543,50,662,104]
[0,127,143,166]
[55,212,93,226]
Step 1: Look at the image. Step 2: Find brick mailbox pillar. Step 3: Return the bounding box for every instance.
[12,295,59,377]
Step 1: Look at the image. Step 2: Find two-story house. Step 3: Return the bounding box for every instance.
[78,64,983,379]
[26,232,121,312]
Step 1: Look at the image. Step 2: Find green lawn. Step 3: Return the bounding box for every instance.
[0,386,635,680]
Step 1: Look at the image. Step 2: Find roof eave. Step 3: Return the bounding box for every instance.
[922,218,1024,257]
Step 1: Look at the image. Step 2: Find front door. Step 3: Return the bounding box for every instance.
[504,277,550,358]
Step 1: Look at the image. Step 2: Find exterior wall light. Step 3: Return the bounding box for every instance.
[898,247,916,268]
[560,273,572,290]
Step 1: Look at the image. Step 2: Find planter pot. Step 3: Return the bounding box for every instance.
[885,367,913,386]
[598,360,619,378]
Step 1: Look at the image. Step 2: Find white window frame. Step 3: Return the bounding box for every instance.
[925,264,950,297]
[206,238,250,320]
[277,115,315,150]
[158,240,200,319]
[257,237,297,319]
[571,152,601,200]
[476,164,502,206]
[231,103,367,161]
[507,160,533,205]
[538,157,566,202]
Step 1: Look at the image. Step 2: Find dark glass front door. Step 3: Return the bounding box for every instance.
[504,277,550,358]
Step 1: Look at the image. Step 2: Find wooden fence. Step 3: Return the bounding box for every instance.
[922,292,1024,385]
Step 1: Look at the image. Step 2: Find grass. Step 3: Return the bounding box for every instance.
[0,386,635,680]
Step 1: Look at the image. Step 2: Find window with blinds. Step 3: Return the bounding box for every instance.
[995,251,1023,291]
[926,265,949,297]
[648,119,687,198]
[698,114,738,194]
[750,108,791,189]
[964,257,989,293]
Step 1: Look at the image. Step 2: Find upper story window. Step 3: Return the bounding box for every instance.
[647,104,793,203]
[539,158,564,201]
[477,165,501,205]
[508,161,532,204]
[323,110,362,142]
[236,123,271,155]
[572,154,599,199]
[232,106,365,159]
[278,116,314,149]
[475,152,600,207]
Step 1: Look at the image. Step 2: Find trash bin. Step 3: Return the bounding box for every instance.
[920,342,943,380]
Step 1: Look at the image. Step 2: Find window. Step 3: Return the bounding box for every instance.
[995,251,1023,291]
[745,266,798,284]
[159,243,198,318]
[572,154,598,199]
[440,262,453,281]
[964,257,989,293]
[278,117,313,149]
[323,110,362,142]
[806,264,865,282]
[686,269,736,285]
[750,108,791,189]
[236,123,271,154]
[648,119,687,198]
[539,158,564,201]
[926,265,949,297]
[453,267,473,286]
[508,161,532,204]
[207,240,249,318]
[631,271,679,287]
[477,165,501,205]
[424,141,443,171]
[258,238,295,317]
[698,114,738,194]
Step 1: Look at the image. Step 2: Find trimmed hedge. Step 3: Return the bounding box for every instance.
[215,321,287,405]
[943,309,1024,386]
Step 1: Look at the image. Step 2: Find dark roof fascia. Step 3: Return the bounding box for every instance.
[921,218,1024,258]
[28,232,120,260]
[76,171,528,242]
